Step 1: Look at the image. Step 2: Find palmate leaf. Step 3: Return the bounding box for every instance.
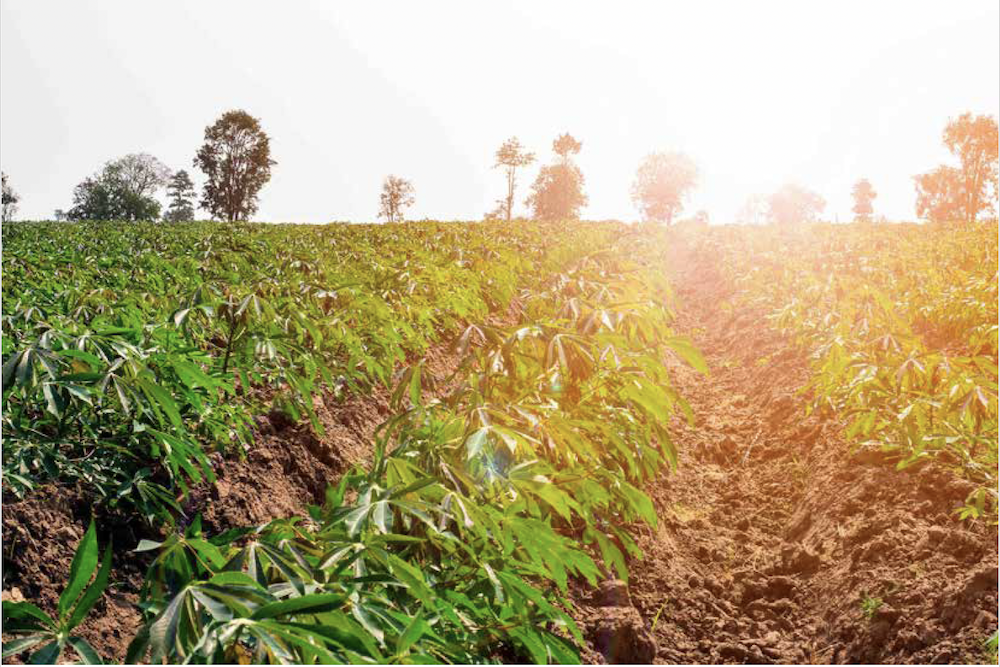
[464,426,490,460]
[147,586,196,663]
[619,481,658,528]
[246,620,343,664]
[351,601,386,645]
[295,612,383,658]
[343,498,388,537]
[495,570,583,644]
[137,375,182,428]
[384,554,435,605]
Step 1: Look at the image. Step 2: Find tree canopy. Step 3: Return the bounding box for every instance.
[526,133,588,221]
[2,172,19,222]
[851,179,877,222]
[67,153,170,221]
[630,152,698,224]
[379,175,415,223]
[194,110,275,222]
[767,184,826,225]
[914,166,965,224]
[163,170,197,222]
[942,113,998,222]
[914,113,998,224]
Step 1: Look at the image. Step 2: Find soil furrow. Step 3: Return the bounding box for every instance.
[575,240,998,664]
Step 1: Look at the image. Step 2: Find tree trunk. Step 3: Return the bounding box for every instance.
[506,168,515,223]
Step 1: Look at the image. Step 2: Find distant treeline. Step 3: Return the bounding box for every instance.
[1,112,996,225]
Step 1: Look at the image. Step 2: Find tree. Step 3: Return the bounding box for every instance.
[736,194,768,225]
[67,153,170,221]
[163,170,197,222]
[942,113,998,222]
[115,153,172,198]
[194,110,275,222]
[630,151,698,224]
[914,166,965,224]
[493,137,535,222]
[525,133,588,221]
[851,179,877,222]
[552,133,582,160]
[767,184,826,225]
[378,175,415,223]
[2,172,19,222]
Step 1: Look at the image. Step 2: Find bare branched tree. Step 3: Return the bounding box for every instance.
[379,175,415,223]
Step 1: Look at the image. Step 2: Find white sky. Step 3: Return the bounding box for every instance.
[2,0,998,222]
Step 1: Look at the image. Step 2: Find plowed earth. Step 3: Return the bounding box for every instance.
[3,241,997,664]
[573,241,998,664]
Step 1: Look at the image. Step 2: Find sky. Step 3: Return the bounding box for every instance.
[1,0,998,223]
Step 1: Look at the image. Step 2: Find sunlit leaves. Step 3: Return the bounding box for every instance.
[4,219,702,664]
[707,222,998,519]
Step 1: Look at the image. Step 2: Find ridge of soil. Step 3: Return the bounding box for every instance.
[573,240,998,664]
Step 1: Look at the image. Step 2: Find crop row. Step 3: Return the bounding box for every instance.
[3,220,704,663]
[2,220,612,524]
[694,222,999,518]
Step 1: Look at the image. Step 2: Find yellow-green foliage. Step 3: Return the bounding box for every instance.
[3,220,706,664]
[697,222,998,519]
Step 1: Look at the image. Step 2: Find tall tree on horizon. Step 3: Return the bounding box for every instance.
[630,151,698,224]
[851,179,877,222]
[163,170,197,222]
[2,172,19,222]
[767,184,826,225]
[525,133,587,221]
[914,113,998,224]
[943,113,998,223]
[914,166,965,224]
[194,110,275,222]
[378,175,415,223]
[493,137,535,222]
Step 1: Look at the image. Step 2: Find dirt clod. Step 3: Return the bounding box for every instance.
[588,606,658,664]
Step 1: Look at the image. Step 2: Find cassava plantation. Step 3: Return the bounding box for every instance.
[2,3,999,665]
[1,219,996,664]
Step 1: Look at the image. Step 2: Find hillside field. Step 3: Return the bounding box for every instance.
[2,219,997,664]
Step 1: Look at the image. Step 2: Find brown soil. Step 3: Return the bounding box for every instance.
[2,485,146,663]
[573,240,998,664]
[1,317,477,663]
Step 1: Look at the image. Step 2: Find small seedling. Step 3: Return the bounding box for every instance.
[860,594,883,620]
[985,631,998,665]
